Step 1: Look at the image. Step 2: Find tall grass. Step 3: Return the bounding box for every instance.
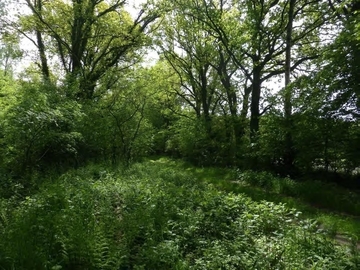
[178,161,360,239]
[0,160,359,269]
[237,170,360,216]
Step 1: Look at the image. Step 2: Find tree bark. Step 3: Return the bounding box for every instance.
[240,84,251,131]
[34,0,50,81]
[198,64,213,135]
[250,64,262,142]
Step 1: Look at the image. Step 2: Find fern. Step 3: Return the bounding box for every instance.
[92,228,115,269]
[0,207,8,230]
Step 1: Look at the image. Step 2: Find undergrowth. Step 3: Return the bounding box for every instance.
[237,170,360,216]
[0,160,359,269]
[179,160,360,239]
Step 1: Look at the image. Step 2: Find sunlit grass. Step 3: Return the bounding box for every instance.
[154,157,360,240]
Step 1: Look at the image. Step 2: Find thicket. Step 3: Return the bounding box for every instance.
[0,161,359,269]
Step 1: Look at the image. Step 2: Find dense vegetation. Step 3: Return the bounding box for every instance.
[0,160,359,269]
[0,0,360,268]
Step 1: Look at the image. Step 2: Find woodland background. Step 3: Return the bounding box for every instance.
[0,0,360,269]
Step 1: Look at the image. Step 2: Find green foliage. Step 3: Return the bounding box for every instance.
[237,170,360,216]
[1,81,83,177]
[0,170,121,269]
[78,68,158,165]
[0,160,358,269]
[0,73,17,166]
[15,0,154,99]
[0,26,22,76]
[166,116,209,161]
[162,159,360,239]
[1,0,360,266]
[315,17,360,117]
[254,111,360,179]
[166,115,238,166]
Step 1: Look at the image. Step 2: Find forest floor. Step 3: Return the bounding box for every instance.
[2,158,359,268]
[150,157,360,248]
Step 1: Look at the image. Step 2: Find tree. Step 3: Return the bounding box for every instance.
[157,5,221,135]
[0,0,23,78]
[24,0,50,81]
[193,0,328,143]
[11,0,159,99]
[315,0,360,118]
[77,65,166,165]
[0,33,22,77]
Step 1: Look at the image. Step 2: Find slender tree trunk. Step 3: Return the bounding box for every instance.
[284,0,296,173]
[240,84,251,131]
[250,65,262,142]
[215,51,241,165]
[200,66,212,135]
[36,30,50,80]
[34,0,50,81]
[324,134,329,173]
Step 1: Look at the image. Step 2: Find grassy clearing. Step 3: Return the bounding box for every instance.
[167,158,360,240]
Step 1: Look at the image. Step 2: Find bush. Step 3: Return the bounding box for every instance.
[1,81,83,177]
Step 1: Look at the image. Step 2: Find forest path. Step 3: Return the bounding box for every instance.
[152,158,360,251]
[152,158,360,250]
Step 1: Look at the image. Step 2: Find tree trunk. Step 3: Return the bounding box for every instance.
[284,0,296,173]
[240,84,251,133]
[36,30,50,80]
[200,66,212,135]
[215,50,241,164]
[34,0,50,81]
[250,65,262,142]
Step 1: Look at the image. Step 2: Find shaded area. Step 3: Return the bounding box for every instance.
[157,158,360,241]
